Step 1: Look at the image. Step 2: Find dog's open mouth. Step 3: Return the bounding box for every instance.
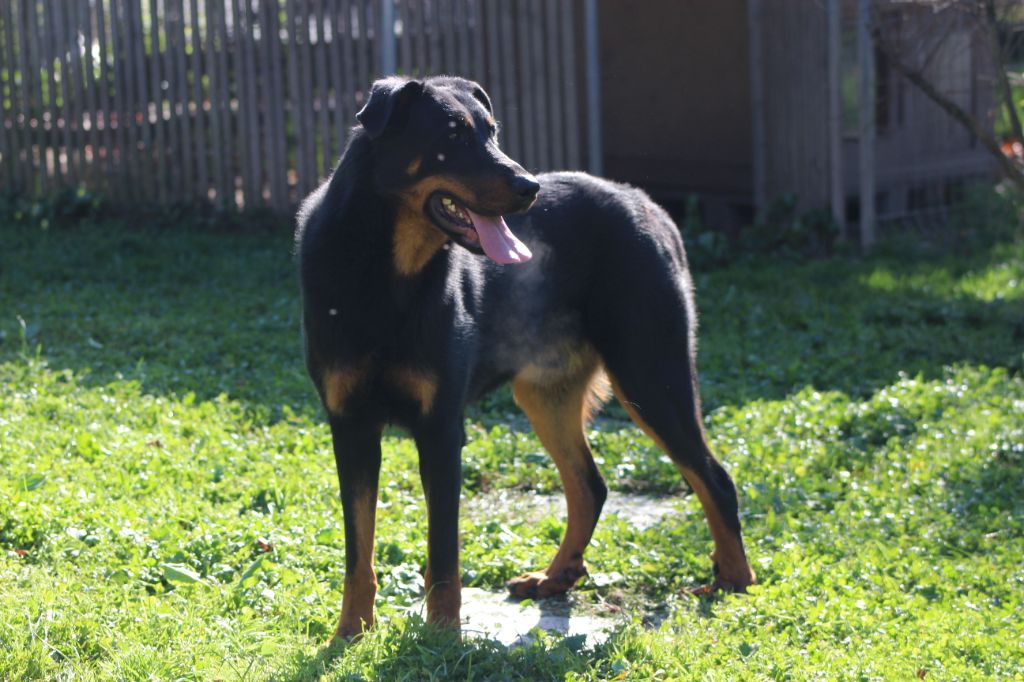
[427,192,532,264]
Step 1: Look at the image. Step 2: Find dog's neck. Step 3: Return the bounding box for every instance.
[328,131,449,279]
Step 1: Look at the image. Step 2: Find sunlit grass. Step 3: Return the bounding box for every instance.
[1,211,1022,679]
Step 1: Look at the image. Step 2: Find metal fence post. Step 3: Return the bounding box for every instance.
[858,0,876,248]
[380,0,396,76]
[584,0,602,175]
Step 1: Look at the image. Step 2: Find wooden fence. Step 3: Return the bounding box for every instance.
[0,0,588,211]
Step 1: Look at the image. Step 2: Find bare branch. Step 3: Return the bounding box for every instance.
[986,0,1024,143]
[876,25,1024,189]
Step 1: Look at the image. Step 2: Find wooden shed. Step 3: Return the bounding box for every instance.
[594,0,998,237]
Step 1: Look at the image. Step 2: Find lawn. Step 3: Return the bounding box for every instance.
[1,194,1022,680]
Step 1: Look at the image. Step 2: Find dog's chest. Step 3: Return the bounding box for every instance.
[319,353,440,422]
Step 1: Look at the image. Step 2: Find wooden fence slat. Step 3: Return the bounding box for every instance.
[95,0,117,197]
[366,0,379,77]
[314,0,330,179]
[560,0,580,169]
[529,0,549,170]
[123,0,145,198]
[0,11,7,187]
[499,0,519,163]
[172,0,192,200]
[355,0,369,89]
[468,0,485,84]
[189,0,209,200]
[425,0,440,74]
[25,0,45,191]
[407,0,423,75]
[124,0,145,199]
[0,6,13,187]
[134,0,157,198]
[285,0,303,198]
[148,0,167,202]
[301,0,317,193]
[62,0,84,184]
[516,0,537,169]
[455,0,471,77]
[238,0,253,204]
[230,0,251,205]
[46,0,62,182]
[109,0,129,198]
[4,0,588,209]
[210,0,228,205]
[439,0,454,72]
[80,0,99,186]
[164,0,183,197]
[261,0,280,206]
[243,0,261,203]
[483,0,502,118]
[396,0,409,75]
[7,1,28,189]
[273,0,289,205]
[300,0,314,194]
[543,0,562,169]
[328,0,347,168]
[41,0,62,184]
[341,0,357,130]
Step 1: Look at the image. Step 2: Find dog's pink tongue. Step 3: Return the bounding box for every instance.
[466,209,532,264]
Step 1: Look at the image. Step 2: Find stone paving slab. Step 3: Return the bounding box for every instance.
[459,588,620,647]
[463,490,685,530]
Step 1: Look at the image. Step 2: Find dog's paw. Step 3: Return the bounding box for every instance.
[331,616,372,644]
[687,572,756,597]
[506,565,586,599]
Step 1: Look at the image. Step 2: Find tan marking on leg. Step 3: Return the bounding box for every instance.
[507,346,606,599]
[405,156,422,176]
[609,376,755,591]
[388,367,438,415]
[322,362,370,416]
[334,491,379,640]
[679,468,755,589]
[424,566,462,628]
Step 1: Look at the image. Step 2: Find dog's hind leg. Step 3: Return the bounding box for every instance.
[604,357,756,592]
[506,353,609,599]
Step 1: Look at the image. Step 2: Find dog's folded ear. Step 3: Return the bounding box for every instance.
[357,78,424,139]
[471,85,493,114]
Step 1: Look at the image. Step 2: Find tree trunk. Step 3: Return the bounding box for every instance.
[985,0,1024,144]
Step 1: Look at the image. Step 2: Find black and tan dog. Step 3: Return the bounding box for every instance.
[296,76,755,640]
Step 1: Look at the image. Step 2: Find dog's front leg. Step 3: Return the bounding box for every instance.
[414,421,464,629]
[329,417,383,641]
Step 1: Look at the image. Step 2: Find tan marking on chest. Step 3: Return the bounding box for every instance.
[322,362,371,415]
[391,175,484,276]
[393,207,449,276]
[388,367,438,415]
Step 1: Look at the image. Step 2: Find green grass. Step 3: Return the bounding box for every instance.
[1,201,1023,680]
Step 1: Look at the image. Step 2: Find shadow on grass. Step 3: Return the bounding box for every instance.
[0,222,1021,421]
[278,619,618,682]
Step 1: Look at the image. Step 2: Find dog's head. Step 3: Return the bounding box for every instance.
[357,76,538,267]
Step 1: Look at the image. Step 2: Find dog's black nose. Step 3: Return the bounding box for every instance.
[511,174,540,201]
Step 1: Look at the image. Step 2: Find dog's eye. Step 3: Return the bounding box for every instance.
[447,125,473,144]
